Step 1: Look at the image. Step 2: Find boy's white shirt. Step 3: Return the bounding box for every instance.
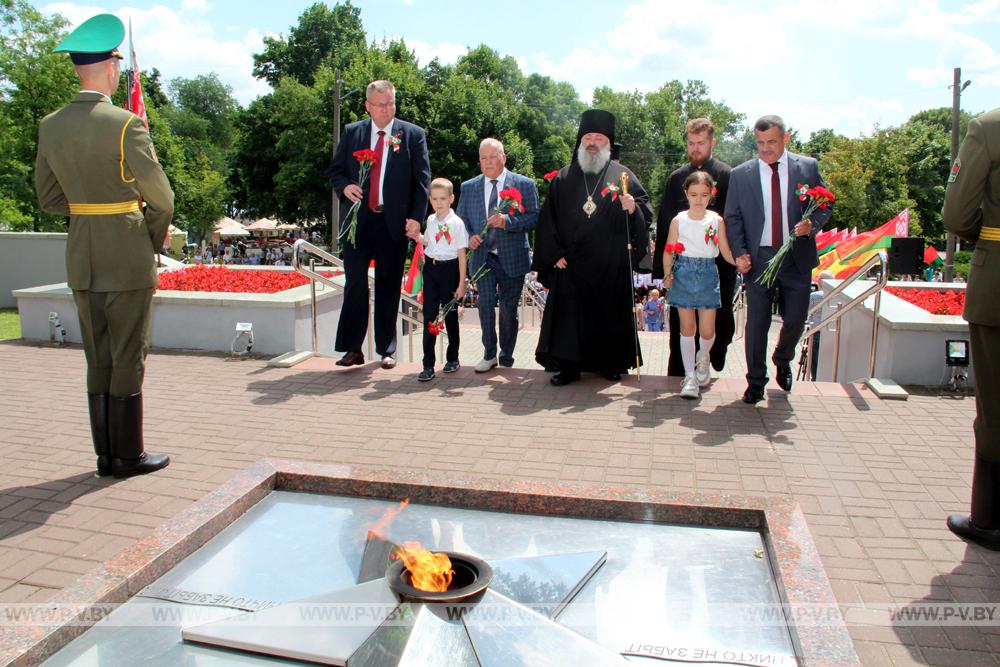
[424,209,469,260]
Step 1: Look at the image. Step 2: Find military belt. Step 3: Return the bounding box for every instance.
[69,201,140,216]
[981,226,1000,242]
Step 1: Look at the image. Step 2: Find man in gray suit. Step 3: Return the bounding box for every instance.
[725,115,832,404]
[457,138,539,371]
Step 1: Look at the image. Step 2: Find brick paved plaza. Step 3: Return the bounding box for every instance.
[1,328,998,666]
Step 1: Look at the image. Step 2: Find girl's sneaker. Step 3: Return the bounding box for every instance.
[680,373,700,399]
[695,350,712,387]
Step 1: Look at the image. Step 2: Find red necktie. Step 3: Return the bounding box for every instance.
[368,130,386,212]
[769,161,782,250]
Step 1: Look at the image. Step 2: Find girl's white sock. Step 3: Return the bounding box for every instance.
[699,335,715,358]
[681,335,696,374]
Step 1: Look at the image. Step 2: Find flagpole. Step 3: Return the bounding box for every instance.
[127,18,135,113]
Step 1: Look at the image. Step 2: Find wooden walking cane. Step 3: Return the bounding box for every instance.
[620,171,641,383]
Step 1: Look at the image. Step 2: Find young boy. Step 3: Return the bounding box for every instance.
[407,178,469,381]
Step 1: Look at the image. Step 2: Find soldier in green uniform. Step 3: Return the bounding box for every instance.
[34,14,171,479]
[943,107,1000,550]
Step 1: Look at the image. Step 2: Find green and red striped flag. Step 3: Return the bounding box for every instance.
[403,243,424,302]
[924,245,943,268]
[836,209,909,262]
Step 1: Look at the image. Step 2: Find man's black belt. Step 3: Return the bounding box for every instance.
[426,257,458,265]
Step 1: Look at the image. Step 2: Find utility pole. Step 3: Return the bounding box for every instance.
[946,67,971,282]
[329,69,343,255]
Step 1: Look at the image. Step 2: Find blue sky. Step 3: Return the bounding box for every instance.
[39,0,1000,137]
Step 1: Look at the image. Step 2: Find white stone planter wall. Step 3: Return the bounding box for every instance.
[14,267,349,357]
[815,280,972,387]
[0,232,68,308]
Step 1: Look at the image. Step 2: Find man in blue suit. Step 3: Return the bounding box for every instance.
[457,138,539,371]
[328,80,431,369]
[725,115,832,404]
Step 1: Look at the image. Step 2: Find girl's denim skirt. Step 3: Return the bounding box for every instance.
[668,254,720,310]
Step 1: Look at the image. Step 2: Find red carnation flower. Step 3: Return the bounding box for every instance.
[543,170,558,182]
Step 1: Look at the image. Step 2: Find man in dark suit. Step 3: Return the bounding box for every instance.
[725,115,832,404]
[943,107,1000,550]
[328,80,431,368]
[655,118,735,377]
[457,138,539,371]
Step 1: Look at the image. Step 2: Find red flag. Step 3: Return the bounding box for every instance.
[126,20,148,128]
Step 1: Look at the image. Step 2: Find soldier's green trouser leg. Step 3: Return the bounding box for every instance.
[948,323,1000,549]
[970,324,1000,527]
[73,289,167,478]
[73,288,152,396]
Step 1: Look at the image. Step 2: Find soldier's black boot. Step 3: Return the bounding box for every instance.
[947,454,1000,551]
[87,393,111,477]
[109,393,170,479]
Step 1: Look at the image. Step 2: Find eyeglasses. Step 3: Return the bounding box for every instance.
[366,100,396,109]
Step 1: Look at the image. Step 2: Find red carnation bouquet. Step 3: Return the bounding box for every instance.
[339,148,379,249]
[757,184,835,288]
[494,187,524,217]
[664,242,686,256]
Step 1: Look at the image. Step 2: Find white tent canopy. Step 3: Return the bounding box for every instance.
[213,216,242,231]
[245,217,278,231]
[217,222,250,237]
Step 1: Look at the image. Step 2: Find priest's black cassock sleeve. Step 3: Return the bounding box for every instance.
[532,161,649,374]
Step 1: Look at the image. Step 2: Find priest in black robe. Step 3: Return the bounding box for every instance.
[533,109,650,386]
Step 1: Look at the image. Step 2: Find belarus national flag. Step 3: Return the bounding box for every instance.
[125,20,148,128]
[836,209,909,262]
[403,243,424,302]
[924,245,943,268]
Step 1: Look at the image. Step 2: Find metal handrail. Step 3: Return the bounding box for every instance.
[801,250,889,381]
[521,277,546,327]
[291,239,428,361]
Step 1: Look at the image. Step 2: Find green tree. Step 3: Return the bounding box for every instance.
[169,73,237,150]
[802,128,841,160]
[0,0,76,230]
[820,129,917,234]
[898,108,971,242]
[181,154,228,245]
[252,1,365,87]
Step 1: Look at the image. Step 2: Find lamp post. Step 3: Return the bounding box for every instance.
[945,67,971,282]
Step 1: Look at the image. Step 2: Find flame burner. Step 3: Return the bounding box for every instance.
[387,551,493,604]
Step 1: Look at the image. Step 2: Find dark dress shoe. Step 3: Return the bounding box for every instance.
[776,364,793,391]
[947,514,1000,551]
[113,452,171,479]
[742,384,766,404]
[600,370,623,381]
[550,371,581,386]
[381,356,397,369]
[336,351,364,366]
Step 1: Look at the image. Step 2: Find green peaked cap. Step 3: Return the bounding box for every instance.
[53,13,125,54]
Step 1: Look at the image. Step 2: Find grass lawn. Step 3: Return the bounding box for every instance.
[0,309,21,340]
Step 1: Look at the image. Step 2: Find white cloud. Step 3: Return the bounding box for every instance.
[43,2,269,104]
[180,0,207,13]
[403,38,467,67]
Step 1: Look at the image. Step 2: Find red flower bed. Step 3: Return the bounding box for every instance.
[158,265,342,294]
[886,286,965,316]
